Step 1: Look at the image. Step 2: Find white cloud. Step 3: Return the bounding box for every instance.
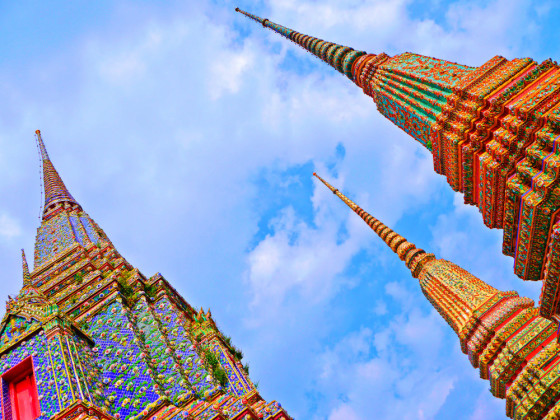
[267,0,541,64]
[245,203,364,323]
[0,213,21,240]
[328,405,361,420]
[372,300,387,315]
[209,48,254,99]
[313,306,460,420]
[469,392,507,420]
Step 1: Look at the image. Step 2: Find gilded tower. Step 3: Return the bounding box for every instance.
[314,172,560,419]
[236,9,560,318]
[0,131,291,419]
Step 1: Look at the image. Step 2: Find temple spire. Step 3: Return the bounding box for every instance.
[313,172,435,277]
[235,7,477,153]
[238,10,560,288]
[312,173,560,420]
[21,249,31,287]
[235,8,367,80]
[313,171,521,338]
[35,130,80,219]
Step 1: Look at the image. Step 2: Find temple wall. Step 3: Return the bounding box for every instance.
[374,91,432,146]
[88,299,162,418]
[35,212,77,266]
[130,297,194,405]
[151,295,220,398]
[0,331,60,419]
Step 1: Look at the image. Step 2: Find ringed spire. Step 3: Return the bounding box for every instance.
[235,8,366,80]
[313,172,435,277]
[36,130,81,219]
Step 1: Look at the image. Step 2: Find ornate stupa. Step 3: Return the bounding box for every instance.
[235,9,560,317]
[313,172,560,419]
[0,131,291,419]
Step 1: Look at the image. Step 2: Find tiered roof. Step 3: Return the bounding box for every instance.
[0,132,292,419]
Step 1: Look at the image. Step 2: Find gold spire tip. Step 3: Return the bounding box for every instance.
[313,172,340,194]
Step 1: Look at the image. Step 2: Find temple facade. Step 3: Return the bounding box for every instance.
[0,131,291,420]
[313,172,560,419]
[236,9,560,318]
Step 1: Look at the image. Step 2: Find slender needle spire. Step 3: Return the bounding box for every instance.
[35,130,80,218]
[21,249,31,287]
[313,172,435,277]
[235,8,366,80]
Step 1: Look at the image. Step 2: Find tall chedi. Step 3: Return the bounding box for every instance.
[0,131,291,419]
[313,172,560,419]
[235,9,560,306]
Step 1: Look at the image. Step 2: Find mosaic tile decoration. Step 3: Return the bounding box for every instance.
[235,9,560,319]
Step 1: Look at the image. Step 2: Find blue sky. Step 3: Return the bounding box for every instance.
[0,1,559,419]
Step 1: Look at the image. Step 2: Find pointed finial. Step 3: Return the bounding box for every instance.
[21,249,31,287]
[313,173,435,277]
[36,130,50,161]
[35,130,81,218]
[236,9,366,80]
